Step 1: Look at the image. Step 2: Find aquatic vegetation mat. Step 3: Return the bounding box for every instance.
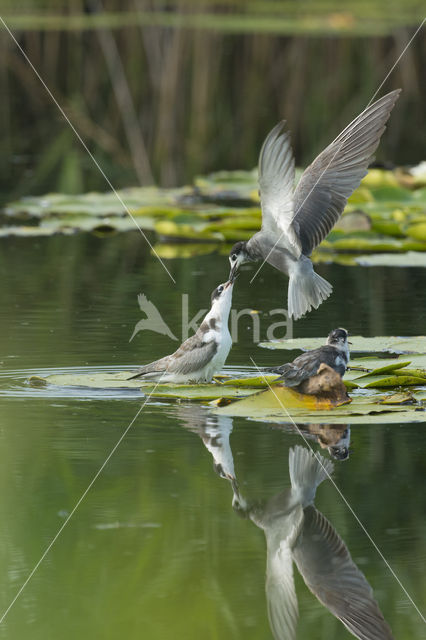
[215,388,425,424]
[29,344,426,423]
[259,335,426,354]
[28,372,279,401]
[3,3,425,37]
[3,167,426,261]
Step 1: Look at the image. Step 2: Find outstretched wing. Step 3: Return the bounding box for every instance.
[264,513,303,640]
[293,506,394,640]
[293,90,400,255]
[258,121,300,255]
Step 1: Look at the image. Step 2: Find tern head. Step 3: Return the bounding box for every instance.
[210,278,235,315]
[326,328,350,351]
[229,241,251,279]
[328,445,350,460]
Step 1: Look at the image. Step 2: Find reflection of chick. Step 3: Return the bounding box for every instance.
[251,446,394,640]
[176,405,247,510]
[308,423,351,460]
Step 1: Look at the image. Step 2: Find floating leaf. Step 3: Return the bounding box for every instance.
[259,335,426,354]
[393,368,426,378]
[369,217,405,237]
[355,361,412,378]
[213,384,351,413]
[3,167,426,249]
[216,391,425,425]
[379,392,416,405]
[405,222,426,242]
[343,380,359,390]
[29,371,265,401]
[361,169,401,190]
[154,220,222,242]
[355,251,426,267]
[221,375,279,387]
[363,375,426,388]
[334,211,371,232]
[151,243,222,259]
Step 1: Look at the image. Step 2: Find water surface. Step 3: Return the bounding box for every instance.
[0,232,425,638]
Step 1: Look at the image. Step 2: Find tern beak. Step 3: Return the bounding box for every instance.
[229,263,238,282]
[228,267,239,284]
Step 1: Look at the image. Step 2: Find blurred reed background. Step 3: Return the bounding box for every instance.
[0,0,424,201]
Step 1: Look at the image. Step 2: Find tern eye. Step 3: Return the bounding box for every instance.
[231,254,237,262]
[218,285,224,294]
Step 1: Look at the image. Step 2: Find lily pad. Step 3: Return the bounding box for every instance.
[151,243,222,259]
[259,335,426,355]
[379,392,416,405]
[214,384,351,412]
[216,390,426,425]
[355,361,412,377]
[29,371,269,401]
[354,251,426,267]
[362,375,426,388]
[3,166,426,249]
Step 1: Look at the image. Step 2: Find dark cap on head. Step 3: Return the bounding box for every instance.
[329,445,349,460]
[328,328,348,343]
[211,282,226,304]
[229,241,247,258]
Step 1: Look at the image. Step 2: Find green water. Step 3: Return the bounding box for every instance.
[0,232,425,638]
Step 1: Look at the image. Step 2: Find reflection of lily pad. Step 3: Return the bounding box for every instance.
[259,335,426,354]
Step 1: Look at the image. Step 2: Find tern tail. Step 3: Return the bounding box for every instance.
[287,256,332,320]
[289,446,334,507]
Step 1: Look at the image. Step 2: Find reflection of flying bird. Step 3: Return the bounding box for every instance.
[128,278,234,383]
[270,328,350,387]
[129,293,178,342]
[228,90,400,319]
[250,446,394,640]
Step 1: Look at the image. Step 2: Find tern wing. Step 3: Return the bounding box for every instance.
[293,90,400,255]
[264,509,304,640]
[274,351,324,386]
[293,506,395,640]
[258,121,300,256]
[169,333,217,374]
[128,334,217,379]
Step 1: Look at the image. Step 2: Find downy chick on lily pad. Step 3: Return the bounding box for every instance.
[270,328,350,387]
